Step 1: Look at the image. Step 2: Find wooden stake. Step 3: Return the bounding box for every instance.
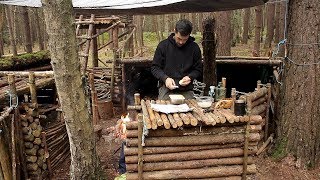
[89,73,99,125]
[137,114,143,180]
[28,72,38,105]
[264,83,272,141]
[242,121,250,180]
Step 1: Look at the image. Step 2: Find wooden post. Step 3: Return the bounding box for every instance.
[122,64,126,111]
[231,88,236,112]
[202,17,217,94]
[28,72,38,105]
[137,114,144,180]
[89,73,99,125]
[110,25,119,100]
[11,114,17,180]
[91,26,99,68]
[82,14,95,75]
[242,121,250,180]
[8,74,18,180]
[0,130,13,179]
[264,83,272,141]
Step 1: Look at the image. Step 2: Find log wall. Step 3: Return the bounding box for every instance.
[125,113,264,179]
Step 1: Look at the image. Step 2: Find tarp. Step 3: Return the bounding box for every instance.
[0,0,267,15]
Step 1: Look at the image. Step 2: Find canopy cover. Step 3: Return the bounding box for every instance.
[0,0,267,14]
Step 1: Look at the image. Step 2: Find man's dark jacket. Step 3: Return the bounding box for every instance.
[151,33,202,91]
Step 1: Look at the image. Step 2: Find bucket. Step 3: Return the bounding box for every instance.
[97,100,114,120]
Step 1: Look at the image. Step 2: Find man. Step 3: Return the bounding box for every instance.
[151,19,202,100]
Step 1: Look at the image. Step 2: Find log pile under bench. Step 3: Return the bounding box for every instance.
[125,97,266,179]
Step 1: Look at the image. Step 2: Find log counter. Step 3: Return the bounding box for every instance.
[125,98,266,180]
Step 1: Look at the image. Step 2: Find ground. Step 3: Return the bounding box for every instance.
[52,109,320,180]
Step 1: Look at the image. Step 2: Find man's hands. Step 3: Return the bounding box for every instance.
[165,77,178,90]
[179,76,191,86]
[165,76,191,90]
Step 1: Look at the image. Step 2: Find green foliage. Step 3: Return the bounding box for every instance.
[271,137,288,160]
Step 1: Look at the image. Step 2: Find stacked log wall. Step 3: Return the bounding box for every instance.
[125,117,263,179]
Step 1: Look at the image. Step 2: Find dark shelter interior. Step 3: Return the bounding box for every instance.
[125,63,273,105]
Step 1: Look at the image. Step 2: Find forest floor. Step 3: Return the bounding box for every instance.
[52,109,320,180]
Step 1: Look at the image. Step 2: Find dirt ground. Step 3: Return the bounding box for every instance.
[52,111,320,180]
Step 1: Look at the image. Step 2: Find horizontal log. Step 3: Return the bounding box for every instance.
[126,125,261,138]
[126,133,261,147]
[125,147,257,163]
[248,87,268,103]
[251,103,267,115]
[124,142,258,156]
[0,71,54,77]
[251,95,267,108]
[0,107,13,122]
[126,157,254,172]
[0,78,55,102]
[126,164,257,179]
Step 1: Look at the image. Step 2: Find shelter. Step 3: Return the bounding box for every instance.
[0,0,267,14]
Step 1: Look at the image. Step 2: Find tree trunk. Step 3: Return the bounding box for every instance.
[216,11,232,56]
[21,7,33,53]
[5,5,17,56]
[274,2,281,43]
[253,6,263,57]
[202,17,217,93]
[278,2,286,57]
[136,15,144,56]
[264,1,275,49]
[41,0,101,179]
[153,15,161,43]
[242,8,250,44]
[0,5,5,56]
[278,0,320,168]
[34,9,44,51]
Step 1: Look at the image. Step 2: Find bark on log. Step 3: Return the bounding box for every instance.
[126,133,261,147]
[145,100,157,129]
[125,147,257,163]
[151,100,163,127]
[126,164,257,179]
[248,87,268,102]
[141,100,152,129]
[126,125,261,138]
[124,143,258,156]
[126,157,254,172]
[165,101,184,127]
[186,112,198,126]
[251,103,267,115]
[251,95,267,108]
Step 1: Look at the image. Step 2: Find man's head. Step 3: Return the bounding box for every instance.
[174,19,193,47]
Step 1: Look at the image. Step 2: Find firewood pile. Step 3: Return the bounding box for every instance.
[246,86,270,122]
[44,121,70,172]
[20,104,49,178]
[87,67,122,106]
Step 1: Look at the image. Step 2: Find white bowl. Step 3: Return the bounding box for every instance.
[196,96,213,108]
